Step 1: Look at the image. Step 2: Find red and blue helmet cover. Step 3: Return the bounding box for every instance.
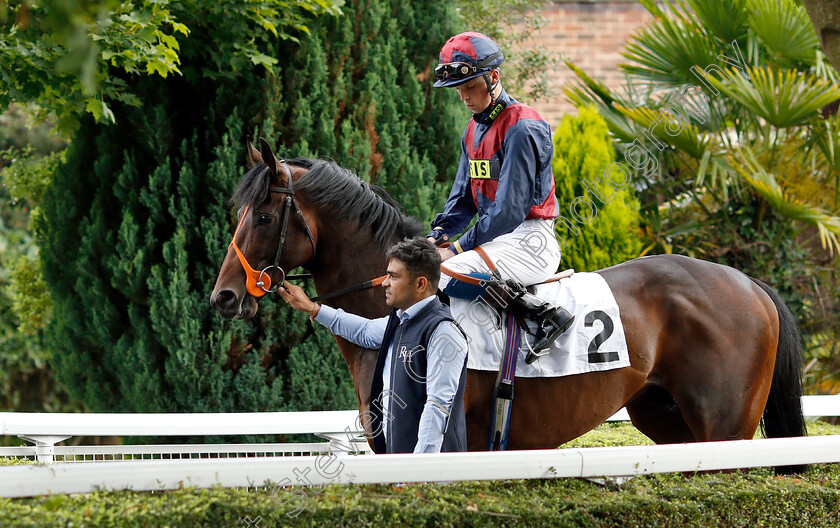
[434,32,505,88]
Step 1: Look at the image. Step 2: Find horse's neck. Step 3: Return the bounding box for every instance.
[309,228,392,411]
[310,232,390,318]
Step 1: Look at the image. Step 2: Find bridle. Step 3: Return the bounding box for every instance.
[227,158,389,303]
[228,159,317,298]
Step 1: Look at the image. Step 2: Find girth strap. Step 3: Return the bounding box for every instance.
[488,312,521,450]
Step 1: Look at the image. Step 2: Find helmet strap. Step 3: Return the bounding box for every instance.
[478,71,506,124]
[483,72,499,107]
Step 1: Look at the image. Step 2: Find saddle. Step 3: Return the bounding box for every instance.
[440,245,575,451]
[440,245,575,363]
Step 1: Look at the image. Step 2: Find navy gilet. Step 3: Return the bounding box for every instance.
[368,297,468,454]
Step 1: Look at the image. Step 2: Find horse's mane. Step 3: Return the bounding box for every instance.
[230,157,424,248]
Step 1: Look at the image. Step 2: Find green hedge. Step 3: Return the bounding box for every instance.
[33,0,461,421]
[552,106,643,272]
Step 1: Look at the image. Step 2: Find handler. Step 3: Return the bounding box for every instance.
[427,31,574,355]
[279,237,469,454]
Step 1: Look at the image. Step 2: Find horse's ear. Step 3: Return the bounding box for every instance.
[247,138,262,167]
[259,137,278,175]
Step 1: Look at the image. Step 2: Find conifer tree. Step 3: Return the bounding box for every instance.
[553,106,643,272]
[35,0,461,421]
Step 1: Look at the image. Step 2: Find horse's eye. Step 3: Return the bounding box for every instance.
[257,213,273,225]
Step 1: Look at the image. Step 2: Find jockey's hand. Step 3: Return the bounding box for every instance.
[438,247,456,262]
[427,233,449,247]
[279,281,320,318]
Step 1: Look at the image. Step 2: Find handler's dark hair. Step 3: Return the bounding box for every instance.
[385,237,441,288]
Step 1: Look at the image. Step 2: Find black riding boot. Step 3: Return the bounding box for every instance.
[485,279,575,363]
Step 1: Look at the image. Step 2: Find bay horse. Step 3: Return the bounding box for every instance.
[210,140,806,471]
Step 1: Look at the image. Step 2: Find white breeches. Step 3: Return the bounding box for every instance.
[438,219,561,291]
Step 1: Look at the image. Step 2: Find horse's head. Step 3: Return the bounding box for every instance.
[210,138,317,319]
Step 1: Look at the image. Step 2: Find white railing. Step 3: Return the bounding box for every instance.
[1,395,839,498]
[0,410,371,462]
[604,394,840,422]
[2,435,840,498]
[1,395,838,464]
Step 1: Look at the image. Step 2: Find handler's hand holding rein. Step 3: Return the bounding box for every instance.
[278,281,320,319]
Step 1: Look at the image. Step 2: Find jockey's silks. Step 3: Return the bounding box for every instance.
[431,89,559,252]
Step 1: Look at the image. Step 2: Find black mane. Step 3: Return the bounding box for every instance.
[231,158,423,248]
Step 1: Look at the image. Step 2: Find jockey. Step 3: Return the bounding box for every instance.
[427,31,574,356]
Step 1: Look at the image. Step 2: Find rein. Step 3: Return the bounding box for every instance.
[284,273,388,303]
[228,161,568,302]
[262,244,571,305]
[440,245,574,285]
[233,198,572,302]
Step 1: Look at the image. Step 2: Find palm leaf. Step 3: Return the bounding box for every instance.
[815,50,840,84]
[708,66,840,128]
[616,105,710,159]
[564,62,639,142]
[681,0,748,44]
[565,61,615,106]
[746,0,820,66]
[811,113,840,175]
[564,85,638,143]
[637,0,667,19]
[696,148,739,198]
[620,14,721,88]
[733,146,840,253]
[615,104,740,199]
[809,113,840,209]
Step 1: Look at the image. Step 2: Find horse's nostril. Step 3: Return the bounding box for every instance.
[212,289,239,310]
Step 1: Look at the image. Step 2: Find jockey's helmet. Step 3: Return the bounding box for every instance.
[434,32,505,88]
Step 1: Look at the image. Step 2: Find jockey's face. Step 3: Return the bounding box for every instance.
[455,69,499,113]
[383,259,430,310]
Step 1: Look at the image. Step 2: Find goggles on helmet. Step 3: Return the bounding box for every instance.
[434,50,502,84]
[435,62,480,82]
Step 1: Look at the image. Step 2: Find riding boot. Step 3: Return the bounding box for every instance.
[485,279,575,363]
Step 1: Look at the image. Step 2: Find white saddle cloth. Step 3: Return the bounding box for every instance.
[454,272,630,377]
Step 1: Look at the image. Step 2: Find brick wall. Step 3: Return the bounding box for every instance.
[517,1,654,127]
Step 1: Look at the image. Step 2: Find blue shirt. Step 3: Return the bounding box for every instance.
[314,295,468,453]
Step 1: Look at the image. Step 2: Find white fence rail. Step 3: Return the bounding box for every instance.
[605,394,840,422]
[0,410,371,462]
[2,435,840,498]
[1,395,839,497]
[2,396,839,462]
[0,409,362,437]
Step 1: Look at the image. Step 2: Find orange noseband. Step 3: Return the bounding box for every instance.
[228,205,280,298]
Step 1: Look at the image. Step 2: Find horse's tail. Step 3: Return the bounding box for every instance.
[752,278,807,474]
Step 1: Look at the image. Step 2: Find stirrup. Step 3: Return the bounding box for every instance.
[524,309,575,365]
[524,342,552,364]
